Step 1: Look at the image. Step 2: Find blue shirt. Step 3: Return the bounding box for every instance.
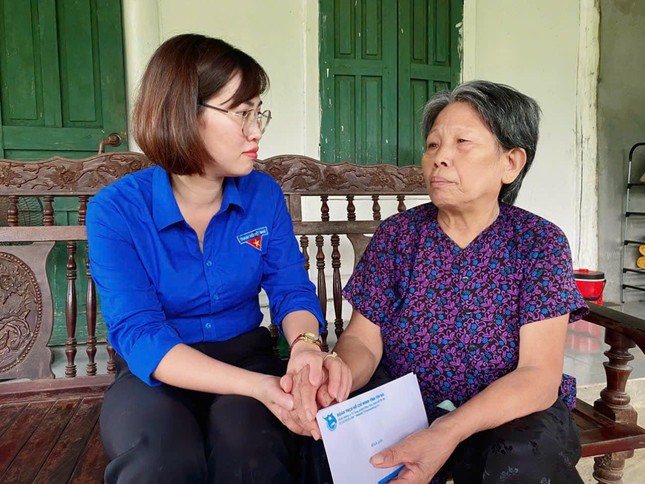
[87,166,324,385]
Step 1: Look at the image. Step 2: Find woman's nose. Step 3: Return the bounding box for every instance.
[245,123,262,141]
[433,150,450,167]
[432,143,453,167]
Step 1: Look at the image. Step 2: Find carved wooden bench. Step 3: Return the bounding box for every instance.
[0,153,643,483]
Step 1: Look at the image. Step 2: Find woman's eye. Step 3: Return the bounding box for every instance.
[426,142,438,149]
[457,138,469,143]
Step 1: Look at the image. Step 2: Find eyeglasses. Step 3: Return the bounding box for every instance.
[199,102,272,135]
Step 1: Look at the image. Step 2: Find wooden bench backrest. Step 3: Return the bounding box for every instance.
[0,153,152,381]
[0,153,426,381]
[254,155,427,348]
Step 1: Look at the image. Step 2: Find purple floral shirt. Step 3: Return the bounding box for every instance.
[343,202,588,421]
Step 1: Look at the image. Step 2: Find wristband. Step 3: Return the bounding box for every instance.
[290,332,322,350]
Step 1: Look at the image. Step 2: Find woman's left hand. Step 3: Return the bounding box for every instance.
[283,344,352,402]
[370,418,460,483]
[281,347,352,435]
[251,374,305,433]
[283,343,327,393]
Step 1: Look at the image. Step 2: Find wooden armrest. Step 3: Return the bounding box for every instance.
[569,303,645,474]
[574,399,645,457]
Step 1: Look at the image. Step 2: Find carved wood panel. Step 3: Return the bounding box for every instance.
[255,155,426,195]
[0,242,55,380]
[0,153,153,196]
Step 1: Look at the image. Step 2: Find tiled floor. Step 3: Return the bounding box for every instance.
[564,319,645,386]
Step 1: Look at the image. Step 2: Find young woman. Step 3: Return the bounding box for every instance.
[87,34,344,483]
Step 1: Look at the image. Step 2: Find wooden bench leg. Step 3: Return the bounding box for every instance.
[595,330,637,423]
[591,329,639,484]
[593,450,634,484]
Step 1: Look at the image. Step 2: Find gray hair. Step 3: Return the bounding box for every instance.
[421,80,541,205]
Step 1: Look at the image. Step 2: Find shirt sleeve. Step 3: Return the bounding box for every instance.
[518,221,589,326]
[260,180,325,333]
[87,193,182,386]
[342,217,402,326]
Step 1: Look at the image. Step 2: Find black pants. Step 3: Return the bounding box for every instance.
[307,365,583,484]
[100,327,299,484]
[443,396,583,484]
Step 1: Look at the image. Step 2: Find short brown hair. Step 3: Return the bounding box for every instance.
[132,34,269,175]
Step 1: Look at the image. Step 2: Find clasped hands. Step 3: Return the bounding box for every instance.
[264,344,456,483]
[278,344,352,440]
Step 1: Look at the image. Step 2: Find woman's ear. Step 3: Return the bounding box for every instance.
[502,147,527,184]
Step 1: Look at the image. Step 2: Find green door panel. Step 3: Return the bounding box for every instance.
[398,0,462,166]
[59,0,101,125]
[320,0,463,166]
[3,126,112,150]
[0,0,127,346]
[0,0,46,129]
[0,0,127,157]
[320,0,398,164]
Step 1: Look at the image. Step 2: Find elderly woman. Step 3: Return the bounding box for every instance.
[290,80,587,483]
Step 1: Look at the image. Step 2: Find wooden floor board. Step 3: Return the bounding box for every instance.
[33,397,103,484]
[2,399,79,484]
[0,401,51,477]
[69,417,108,484]
[0,394,107,484]
[0,402,27,437]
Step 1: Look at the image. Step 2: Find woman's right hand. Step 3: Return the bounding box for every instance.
[252,374,312,436]
[370,416,461,483]
[281,354,352,438]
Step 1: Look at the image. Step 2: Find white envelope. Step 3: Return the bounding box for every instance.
[316,372,429,484]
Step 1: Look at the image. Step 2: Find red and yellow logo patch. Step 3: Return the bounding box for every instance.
[236,227,268,251]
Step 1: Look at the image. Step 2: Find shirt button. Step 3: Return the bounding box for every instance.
[205,260,213,267]
[461,276,469,282]
[205,323,212,329]
[212,294,218,301]
[468,344,477,352]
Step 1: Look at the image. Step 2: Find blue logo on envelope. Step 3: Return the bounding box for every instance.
[236,226,268,251]
[323,413,337,431]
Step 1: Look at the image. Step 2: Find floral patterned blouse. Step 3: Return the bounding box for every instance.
[343,202,588,421]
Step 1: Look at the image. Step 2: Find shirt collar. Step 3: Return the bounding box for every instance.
[221,176,244,213]
[152,167,244,231]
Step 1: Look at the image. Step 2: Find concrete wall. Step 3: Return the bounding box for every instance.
[123,0,320,159]
[597,0,645,302]
[121,0,593,268]
[462,0,598,270]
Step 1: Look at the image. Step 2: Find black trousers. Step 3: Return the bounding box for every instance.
[443,396,583,484]
[100,327,299,484]
[306,365,583,484]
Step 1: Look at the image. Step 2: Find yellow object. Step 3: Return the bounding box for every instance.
[637,256,645,269]
[289,332,322,350]
[640,245,645,256]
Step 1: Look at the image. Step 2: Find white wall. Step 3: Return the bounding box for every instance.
[123,0,320,159]
[462,0,596,268]
[122,0,596,267]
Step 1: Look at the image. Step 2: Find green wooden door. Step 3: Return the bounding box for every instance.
[320,0,462,165]
[398,0,462,166]
[0,0,127,345]
[320,0,398,164]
